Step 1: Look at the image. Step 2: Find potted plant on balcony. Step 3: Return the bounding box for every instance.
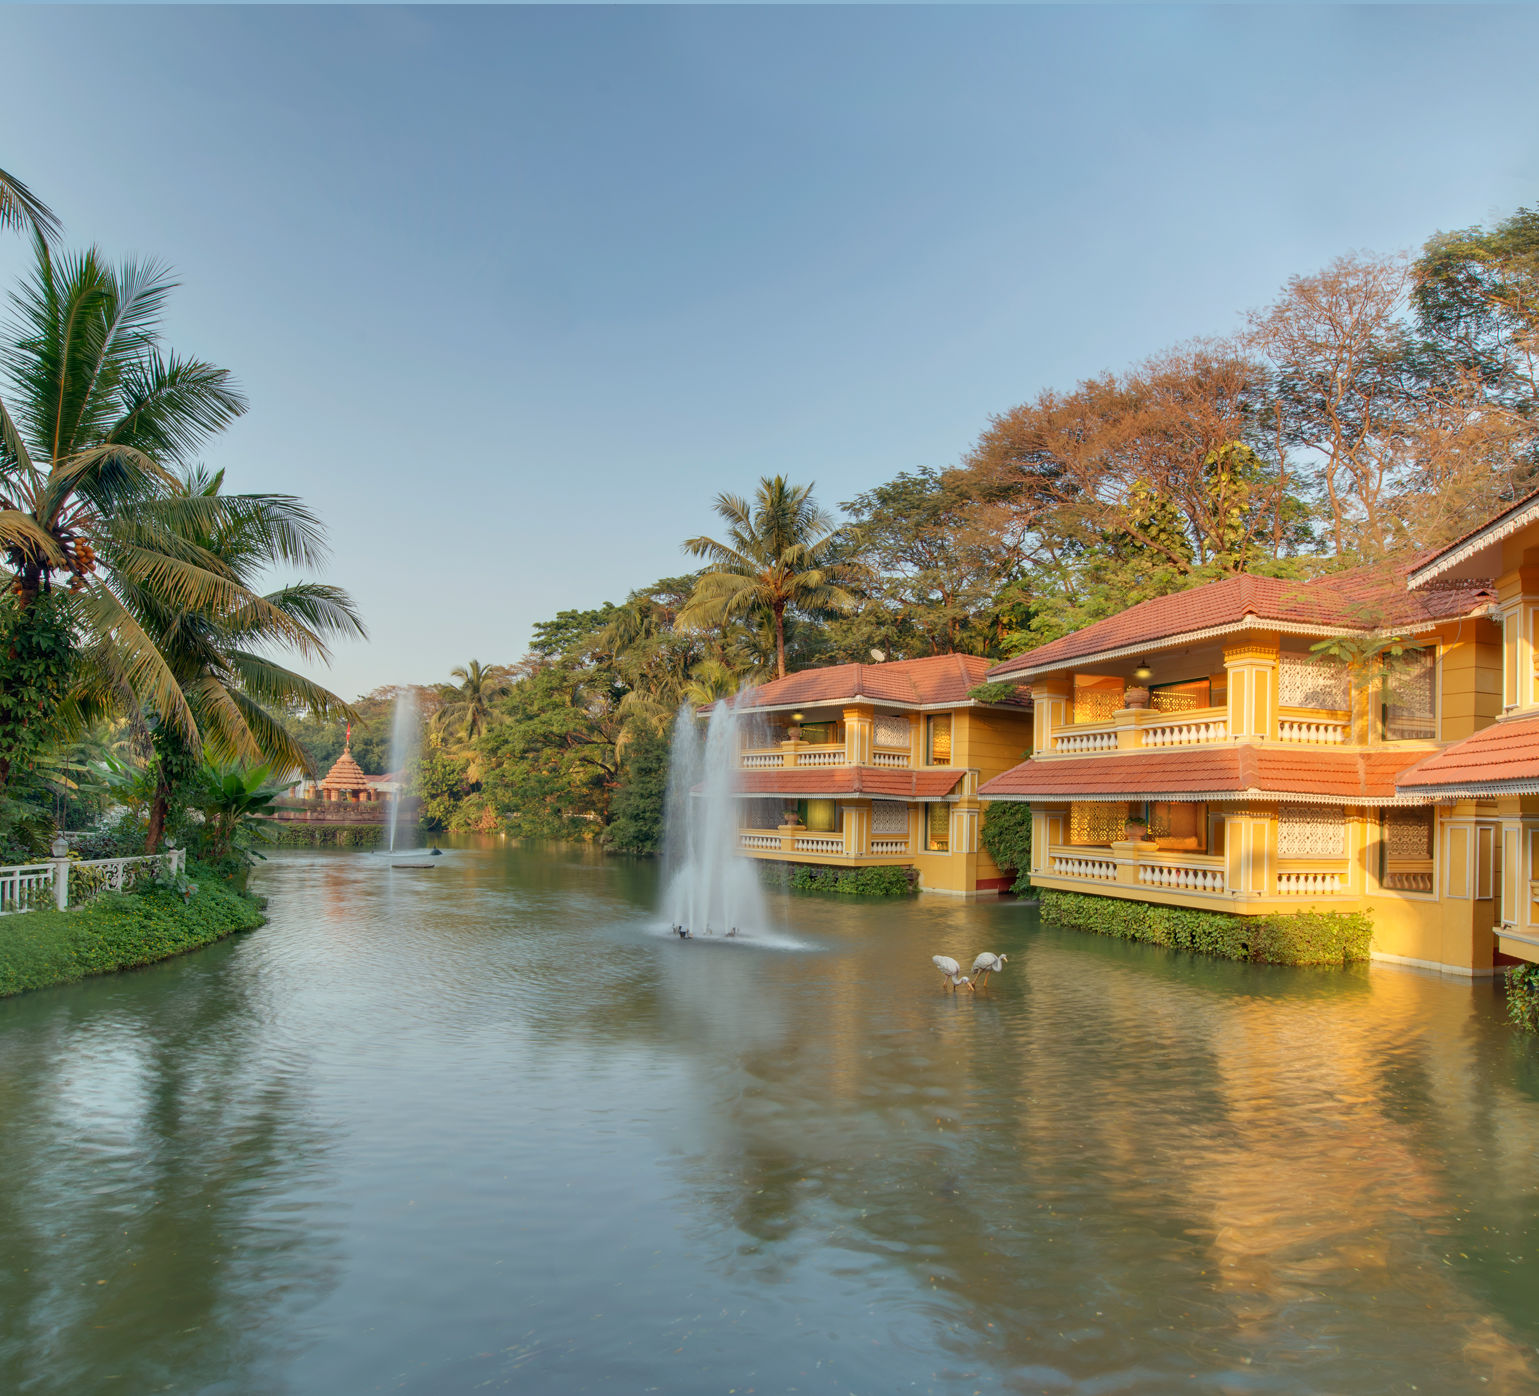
[1123,686,1151,710]
[1124,814,1151,843]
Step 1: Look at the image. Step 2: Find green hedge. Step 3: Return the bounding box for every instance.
[761,862,918,898]
[1509,963,1539,1034]
[1039,889,1372,966]
[0,879,265,998]
[980,802,1032,893]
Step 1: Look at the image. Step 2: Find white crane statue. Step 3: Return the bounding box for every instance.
[970,952,1008,988]
[931,955,973,992]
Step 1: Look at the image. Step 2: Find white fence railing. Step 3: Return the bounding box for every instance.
[1137,860,1226,893]
[1054,729,1118,754]
[872,750,911,768]
[1278,871,1345,895]
[0,849,186,915]
[1142,717,1229,748]
[794,749,846,767]
[1050,854,1117,881]
[870,838,909,855]
[1278,719,1349,745]
[794,835,845,854]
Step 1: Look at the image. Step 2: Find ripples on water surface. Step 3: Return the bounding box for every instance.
[2,839,1539,1394]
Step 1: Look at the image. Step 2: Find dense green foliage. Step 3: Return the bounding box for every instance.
[0,871,265,998]
[603,729,670,855]
[0,592,72,788]
[1508,963,1539,1034]
[1040,890,1373,966]
[980,802,1033,893]
[760,862,917,897]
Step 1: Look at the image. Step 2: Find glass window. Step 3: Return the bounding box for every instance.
[1150,679,1210,714]
[927,715,952,766]
[798,798,839,833]
[1148,801,1206,852]
[926,803,951,852]
[1382,648,1436,741]
[1380,807,1435,893]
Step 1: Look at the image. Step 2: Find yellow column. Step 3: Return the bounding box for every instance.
[1223,638,1279,740]
[842,705,873,766]
[1033,677,1071,754]
[841,803,867,855]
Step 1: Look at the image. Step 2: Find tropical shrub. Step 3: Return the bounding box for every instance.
[980,802,1033,893]
[1508,963,1539,1034]
[604,727,670,855]
[762,862,917,897]
[0,871,264,997]
[1039,889,1372,966]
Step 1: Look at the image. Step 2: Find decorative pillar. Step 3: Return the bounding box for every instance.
[1223,638,1279,741]
[1033,677,1071,754]
[1223,806,1273,897]
[842,705,873,766]
[1497,564,1539,712]
[841,804,867,855]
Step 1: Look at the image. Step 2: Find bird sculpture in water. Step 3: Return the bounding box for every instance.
[970,952,1008,987]
[932,955,972,991]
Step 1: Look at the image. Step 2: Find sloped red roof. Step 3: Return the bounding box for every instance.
[727,653,1026,711]
[1397,715,1539,793]
[986,567,1492,680]
[978,746,1431,803]
[1406,485,1539,587]
[732,767,966,799]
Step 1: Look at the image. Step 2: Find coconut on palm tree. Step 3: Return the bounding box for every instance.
[433,661,511,744]
[679,476,867,679]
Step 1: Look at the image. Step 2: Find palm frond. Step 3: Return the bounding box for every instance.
[0,171,61,242]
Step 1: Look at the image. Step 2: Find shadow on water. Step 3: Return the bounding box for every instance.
[3,837,1539,1394]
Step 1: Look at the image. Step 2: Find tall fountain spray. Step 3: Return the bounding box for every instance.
[387,691,418,854]
[663,698,767,936]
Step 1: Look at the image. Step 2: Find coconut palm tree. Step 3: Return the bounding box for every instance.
[0,168,59,242]
[81,467,365,850]
[679,476,867,678]
[433,660,511,743]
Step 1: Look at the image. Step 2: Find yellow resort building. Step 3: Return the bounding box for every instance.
[724,654,1033,895]
[976,548,1531,977]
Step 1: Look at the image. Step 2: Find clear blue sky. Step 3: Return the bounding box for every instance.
[3,4,1537,699]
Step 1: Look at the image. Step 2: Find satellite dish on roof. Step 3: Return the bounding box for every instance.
[870,649,886,663]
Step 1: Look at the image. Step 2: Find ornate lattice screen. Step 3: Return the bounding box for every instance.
[1070,802,1128,846]
[874,715,910,749]
[871,800,907,836]
[1074,677,1124,724]
[1279,652,1351,710]
[1278,805,1346,859]
[1384,807,1434,859]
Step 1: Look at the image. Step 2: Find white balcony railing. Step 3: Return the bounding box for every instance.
[1141,716,1228,748]
[1050,854,1117,881]
[872,749,911,768]
[1278,719,1349,744]
[794,749,846,767]
[1383,869,1435,893]
[1136,859,1226,893]
[1054,728,1118,754]
[741,751,783,769]
[870,838,909,854]
[1278,871,1345,895]
[740,833,783,850]
[795,835,845,854]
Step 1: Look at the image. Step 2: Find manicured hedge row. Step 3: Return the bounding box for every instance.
[0,881,265,998]
[1039,889,1372,966]
[760,862,918,898]
[1509,963,1539,1034]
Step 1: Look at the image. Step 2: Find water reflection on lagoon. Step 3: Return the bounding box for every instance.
[2,838,1538,1394]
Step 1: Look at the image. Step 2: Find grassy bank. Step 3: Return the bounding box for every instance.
[0,875,266,998]
[1040,889,1372,966]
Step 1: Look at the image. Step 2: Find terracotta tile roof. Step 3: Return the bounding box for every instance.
[319,749,371,791]
[986,567,1492,680]
[1406,485,1539,586]
[731,767,966,799]
[726,653,1027,711]
[1397,714,1539,793]
[978,745,1431,803]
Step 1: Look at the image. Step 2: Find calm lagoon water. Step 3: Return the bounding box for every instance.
[3,839,1539,1395]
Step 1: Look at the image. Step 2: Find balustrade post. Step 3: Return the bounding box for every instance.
[49,835,69,911]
